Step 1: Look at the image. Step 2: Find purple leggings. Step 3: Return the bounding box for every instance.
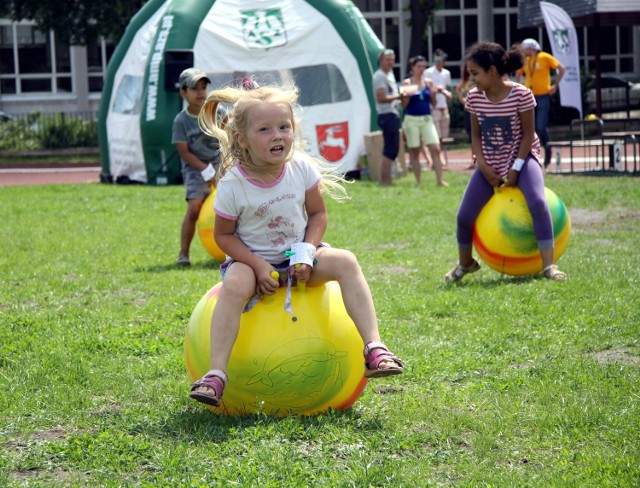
[456,159,554,250]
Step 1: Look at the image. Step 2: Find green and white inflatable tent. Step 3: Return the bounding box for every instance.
[98,0,384,185]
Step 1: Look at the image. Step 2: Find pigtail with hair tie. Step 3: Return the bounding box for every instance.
[198,87,245,182]
[242,77,259,90]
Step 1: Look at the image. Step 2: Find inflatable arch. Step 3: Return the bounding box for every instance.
[98,0,384,184]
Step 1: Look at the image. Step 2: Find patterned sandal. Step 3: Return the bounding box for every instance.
[543,265,567,282]
[444,258,481,283]
[189,369,227,407]
[364,342,404,378]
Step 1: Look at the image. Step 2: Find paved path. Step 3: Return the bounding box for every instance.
[0,144,636,187]
[0,151,477,187]
[0,163,102,187]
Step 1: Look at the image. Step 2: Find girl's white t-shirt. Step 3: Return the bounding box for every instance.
[214,156,322,263]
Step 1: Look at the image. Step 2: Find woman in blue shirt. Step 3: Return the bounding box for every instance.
[401,56,448,186]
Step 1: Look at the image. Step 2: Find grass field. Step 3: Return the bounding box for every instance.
[1,172,638,486]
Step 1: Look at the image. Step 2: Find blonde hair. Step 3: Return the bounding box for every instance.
[198,83,349,201]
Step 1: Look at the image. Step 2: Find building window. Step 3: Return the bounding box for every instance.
[432,15,463,78]
[583,24,634,75]
[0,24,16,94]
[353,1,384,12]
[86,39,115,93]
[0,22,71,95]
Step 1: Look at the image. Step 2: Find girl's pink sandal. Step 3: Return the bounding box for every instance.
[189,370,227,406]
[364,342,404,378]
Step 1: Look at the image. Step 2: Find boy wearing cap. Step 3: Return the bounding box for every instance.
[172,67,220,266]
[516,38,565,167]
[424,49,453,147]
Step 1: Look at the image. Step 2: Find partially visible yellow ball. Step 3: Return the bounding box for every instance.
[184,282,368,417]
[196,189,225,261]
[472,186,571,276]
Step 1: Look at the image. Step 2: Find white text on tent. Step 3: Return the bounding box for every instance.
[146,15,174,122]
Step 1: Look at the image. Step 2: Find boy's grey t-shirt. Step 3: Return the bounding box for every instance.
[171,109,220,172]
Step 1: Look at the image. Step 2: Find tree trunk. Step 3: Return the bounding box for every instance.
[408,0,438,58]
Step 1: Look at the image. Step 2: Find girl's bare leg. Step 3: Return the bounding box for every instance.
[308,248,381,344]
[207,262,256,372]
[190,263,255,401]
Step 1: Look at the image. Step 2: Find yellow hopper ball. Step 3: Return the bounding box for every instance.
[184,281,368,417]
[196,189,225,261]
[472,186,571,276]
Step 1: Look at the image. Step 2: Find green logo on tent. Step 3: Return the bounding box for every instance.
[552,29,571,55]
[241,9,287,49]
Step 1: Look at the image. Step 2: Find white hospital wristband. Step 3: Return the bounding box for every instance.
[289,242,316,267]
[512,158,525,172]
[200,163,216,182]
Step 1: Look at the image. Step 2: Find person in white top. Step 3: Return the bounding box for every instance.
[188,82,404,408]
[424,49,453,144]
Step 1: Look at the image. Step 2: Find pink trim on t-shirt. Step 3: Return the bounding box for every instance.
[237,162,287,188]
[214,209,237,220]
[306,177,321,192]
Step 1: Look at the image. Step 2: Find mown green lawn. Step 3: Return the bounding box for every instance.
[1,172,638,486]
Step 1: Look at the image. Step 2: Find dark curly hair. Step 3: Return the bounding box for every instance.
[464,41,524,76]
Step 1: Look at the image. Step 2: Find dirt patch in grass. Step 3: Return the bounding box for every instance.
[6,426,67,451]
[7,427,81,483]
[378,241,412,251]
[587,347,640,366]
[508,360,535,369]
[373,385,404,394]
[90,399,123,418]
[379,265,415,275]
[569,208,607,230]
[13,468,71,482]
[5,427,68,461]
[570,207,640,233]
[608,210,640,231]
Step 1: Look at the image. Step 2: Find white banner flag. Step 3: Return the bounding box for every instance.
[539,1,582,118]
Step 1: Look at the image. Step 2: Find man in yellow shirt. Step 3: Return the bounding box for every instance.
[516,38,565,167]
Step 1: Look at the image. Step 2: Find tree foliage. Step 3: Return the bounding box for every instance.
[0,0,145,45]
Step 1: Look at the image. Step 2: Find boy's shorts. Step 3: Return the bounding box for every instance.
[183,167,211,200]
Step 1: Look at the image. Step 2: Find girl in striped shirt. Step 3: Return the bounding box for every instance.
[444,41,567,283]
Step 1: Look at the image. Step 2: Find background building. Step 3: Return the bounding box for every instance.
[0,0,638,117]
[354,0,639,82]
[0,19,114,115]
